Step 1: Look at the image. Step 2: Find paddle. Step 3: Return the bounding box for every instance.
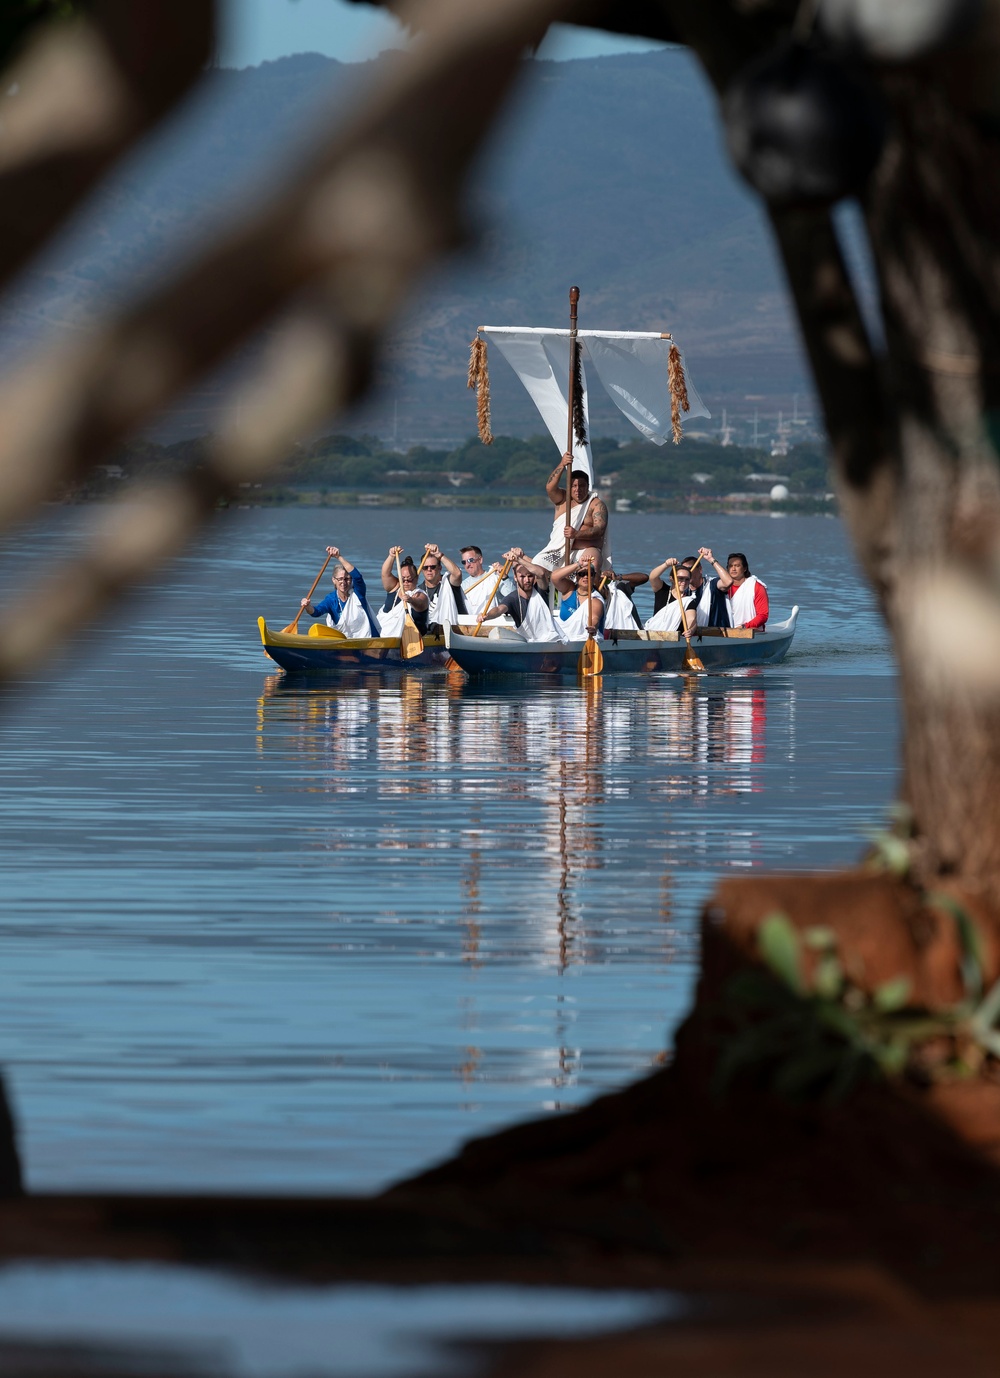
[577,563,604,679]
[282,551,333,634]
[473,557,513,636]
[395,551,425,660]
[563,285,581,567]
[671,563,705,672]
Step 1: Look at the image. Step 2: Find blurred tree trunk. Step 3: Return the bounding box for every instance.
[648,1,1000,893]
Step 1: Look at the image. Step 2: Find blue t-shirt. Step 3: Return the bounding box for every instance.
[309,569,379,636]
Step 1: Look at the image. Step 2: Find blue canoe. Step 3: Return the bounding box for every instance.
[444,608,799,676]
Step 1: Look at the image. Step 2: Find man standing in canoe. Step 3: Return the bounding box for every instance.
[533,453,609,572]
[300,547,380,636]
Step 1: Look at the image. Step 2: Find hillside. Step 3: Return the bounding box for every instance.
[0,49,815,446]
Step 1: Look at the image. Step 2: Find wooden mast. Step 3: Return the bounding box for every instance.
[563,285,580,567]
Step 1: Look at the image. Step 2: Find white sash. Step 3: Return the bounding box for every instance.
[328,591,370,638]
[561,589,605,641]
[431,578,460,627]
[728,575,765,627]
[462,570,500,617]
[603,585,637,632]
[376,601,405,636]
[694,579,713,627]
[532,493,602,570]
[644,593,696,633]
[516,588,568,643]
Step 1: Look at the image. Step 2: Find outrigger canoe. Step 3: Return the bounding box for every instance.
[444,608,799,677]
[258,617,450,672]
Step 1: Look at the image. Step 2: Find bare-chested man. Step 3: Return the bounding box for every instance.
[532,453,609,572]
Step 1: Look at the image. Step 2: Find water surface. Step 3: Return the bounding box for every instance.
[0,508,897,1190]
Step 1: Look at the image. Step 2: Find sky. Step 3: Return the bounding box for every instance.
[220,0,667,68]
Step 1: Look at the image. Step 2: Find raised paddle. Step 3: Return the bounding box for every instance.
[282,551,333,634]
[394,550,424,660]
[577,562,604,679]
[671,563,705,672]
[472,557,513,636]
[563,285,581,567]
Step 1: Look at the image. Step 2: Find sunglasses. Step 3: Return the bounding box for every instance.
[424,563,441,571]
[461,556,480,566]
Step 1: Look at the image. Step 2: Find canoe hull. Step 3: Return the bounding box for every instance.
[258,618,448,672]
[444,609,799,677]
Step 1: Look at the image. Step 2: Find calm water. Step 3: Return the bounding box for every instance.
[0,508,897,1192]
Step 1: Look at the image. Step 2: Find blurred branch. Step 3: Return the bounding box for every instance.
[0,1,214,293]
[0,0,576,682]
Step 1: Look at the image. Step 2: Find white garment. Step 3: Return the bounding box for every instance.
[430,578,461,627]
[376,601,405,636]
[375,589,422,636]
[515,588,569,643]
[644,593,697,634]
[328,591,370,638]
[532,493,611,571]
[694,579,713,627]
[463,568,507,616]
[727,575,766,628]
[561,589,605,641]
[602,585,638,632]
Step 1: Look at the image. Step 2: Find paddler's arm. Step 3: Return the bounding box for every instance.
[574,497,607,545]
[381,546,403,592]
[550,562,580,595]
[649,556,679,593]
[545,452,573,509]
[428,544,464,588]
[476,596,512,626]
[699,547,732,590]
[507,549,549,592]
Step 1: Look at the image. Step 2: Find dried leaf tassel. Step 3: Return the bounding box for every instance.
[668,342,690,445]
[467,333,493,445]
[571,338,587,447]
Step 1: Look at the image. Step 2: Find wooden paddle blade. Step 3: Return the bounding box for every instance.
[683,644,706,672]
[400,615,424,659]
[280,617,305,634]
[577,636,603,679]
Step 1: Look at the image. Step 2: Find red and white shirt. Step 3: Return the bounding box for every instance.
[727,575,768,629]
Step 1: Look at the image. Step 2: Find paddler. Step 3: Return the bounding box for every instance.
[460,545,513,618]
[533,453,609,572]
[300,546,380,636]
[475,551,567,642]
[379,547,429,634]
[724,552,769,630]
[551,558,606,640]
[682,548,732,628]
[420,543,468,631]
[643,560,697,633]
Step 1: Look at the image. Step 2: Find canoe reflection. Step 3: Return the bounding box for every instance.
[256,671,778,932]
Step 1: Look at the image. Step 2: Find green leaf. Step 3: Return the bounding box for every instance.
[814,956,844,1000]
[874,975,912,1013]
[865,830,911,877]
[926,892,983,1002]
[972,977,1000,1033]
[757,913,804,994]
[803,926,838,952]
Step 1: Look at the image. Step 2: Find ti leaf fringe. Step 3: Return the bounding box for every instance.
[668,342,690,445]
[571,338,587,448]
[467,333,493,445]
